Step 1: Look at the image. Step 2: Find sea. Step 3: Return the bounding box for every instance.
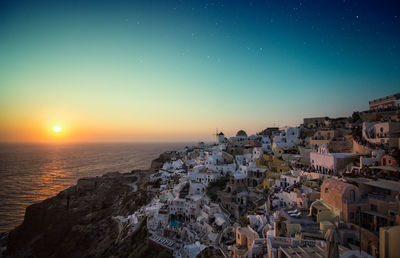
[0,142,189,233]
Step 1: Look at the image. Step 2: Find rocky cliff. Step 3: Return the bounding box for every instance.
[4,157,171,258]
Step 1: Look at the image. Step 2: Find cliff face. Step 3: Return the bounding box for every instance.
[5,171,154,258]
[149,152,177,173]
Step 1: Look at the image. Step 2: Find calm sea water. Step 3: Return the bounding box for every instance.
[0,142,188,233]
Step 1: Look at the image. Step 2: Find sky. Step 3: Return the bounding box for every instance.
[0,0,400,143]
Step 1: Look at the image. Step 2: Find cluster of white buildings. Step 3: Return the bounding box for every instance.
[140,129,294,257]
[272,127,300,149]
[112,95,400,257]
[144,126,365,257]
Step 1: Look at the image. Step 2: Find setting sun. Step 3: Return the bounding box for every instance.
[53,125,62,133]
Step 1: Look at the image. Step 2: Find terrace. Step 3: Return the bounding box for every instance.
[149,234,176,250]
[281,208,321,235]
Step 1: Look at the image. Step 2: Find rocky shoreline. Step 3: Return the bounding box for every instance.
[2,152,173,258]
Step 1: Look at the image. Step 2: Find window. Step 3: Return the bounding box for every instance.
[325,188,329,193]
[350,212,354,219]
[371,204,377,212]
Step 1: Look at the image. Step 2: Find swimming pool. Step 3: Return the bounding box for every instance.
[170,215,178,227]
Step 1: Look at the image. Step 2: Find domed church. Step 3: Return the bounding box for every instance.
[236,130,248,138]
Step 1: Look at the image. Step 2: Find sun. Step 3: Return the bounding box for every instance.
[53,125,62,133]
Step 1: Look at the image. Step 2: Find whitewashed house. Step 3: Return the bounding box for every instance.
[310,144,357,175]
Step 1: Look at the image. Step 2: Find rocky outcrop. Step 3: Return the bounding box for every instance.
[5,170,154,258]
[149,152,177,173]
[102,220,172,258]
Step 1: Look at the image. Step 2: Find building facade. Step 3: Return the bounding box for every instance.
[369,93,400,110]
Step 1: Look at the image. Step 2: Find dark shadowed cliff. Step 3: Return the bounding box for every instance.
[4,165,171,258]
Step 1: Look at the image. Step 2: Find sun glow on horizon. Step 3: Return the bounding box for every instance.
[1,0,399,144]
[53,125,62,133]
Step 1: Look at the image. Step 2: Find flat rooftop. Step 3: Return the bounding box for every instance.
[369,93,400,104]
[370,166,400,172]
[363,179,400,192]
[281,209,321,234]
[279,244,349,258]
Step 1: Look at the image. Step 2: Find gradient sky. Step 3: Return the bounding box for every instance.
[1,0,400,143]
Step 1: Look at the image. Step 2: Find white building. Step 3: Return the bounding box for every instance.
[275,170,303,189]
[162,159,184,172]
[369,93,400,110]
[272,191,298,208]
[261,135,272,152]
[272,127,300,149]
[217,132,225,144]
[232,129,248,146]
[205,152,224,166]
[362,121,400,148]
[181,242,207,258]
[189,166,222,186]
[310,144,357,175]
[146,202,170,231]
[169,195,203,221]
[235,153,252,166]
[206,163,235,175]
[189,182,205,196]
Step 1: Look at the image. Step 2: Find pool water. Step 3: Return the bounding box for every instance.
[170,215,178,227]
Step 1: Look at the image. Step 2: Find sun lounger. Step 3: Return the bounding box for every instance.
[292,212,301,217]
